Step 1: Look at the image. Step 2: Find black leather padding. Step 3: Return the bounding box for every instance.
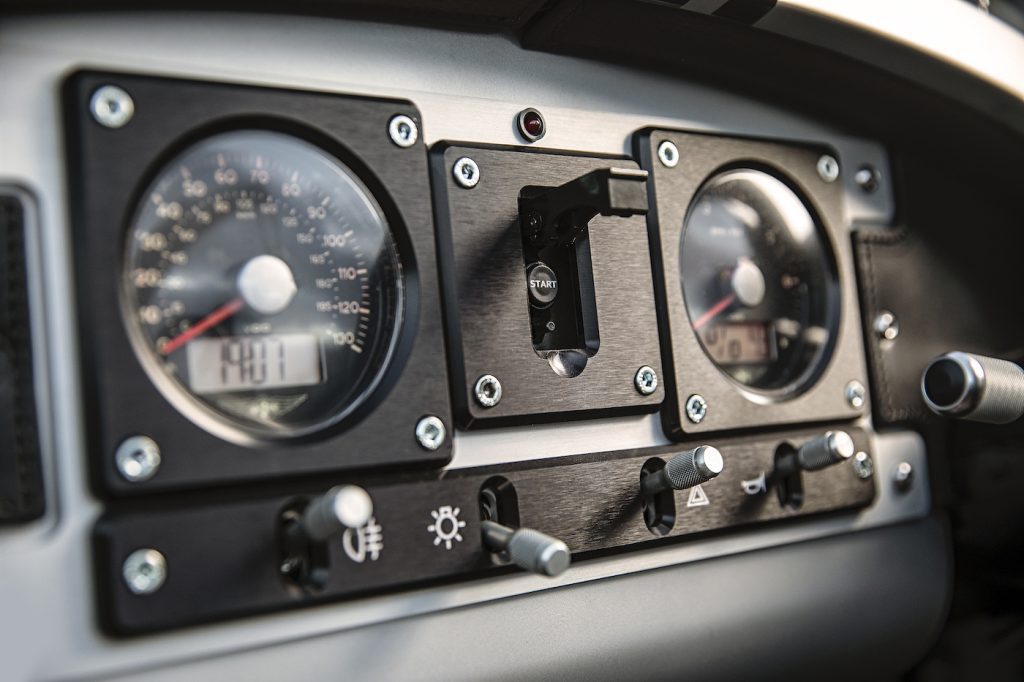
[853,161,1024,429]
[0,193,44,523]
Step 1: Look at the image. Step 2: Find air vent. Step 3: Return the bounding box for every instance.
[0,191,44,523]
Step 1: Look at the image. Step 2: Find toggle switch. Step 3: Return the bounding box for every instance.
[481,520,571,577]
[279,485,373,591]
[795,431,855,472]
[640,446,724,498]
[298,485,374,542]
[773,431,856,509]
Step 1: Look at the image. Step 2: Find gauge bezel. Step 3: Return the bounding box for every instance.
[679,163,842,401]
[119,126,406,445]
[66,71,452,496]
[636,128,869,437]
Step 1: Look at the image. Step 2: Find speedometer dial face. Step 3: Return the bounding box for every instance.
[681,169,839,395]
[124,130,403,440]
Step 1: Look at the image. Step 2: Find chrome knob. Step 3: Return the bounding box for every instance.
[300,485,373,542]
[922,351,1024,424]
[481,521,571,577]
[641,445,724,497]
[797,431,855,471]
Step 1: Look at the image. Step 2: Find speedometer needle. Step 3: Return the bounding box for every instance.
[692,292,736,331]
[160,297,244,355]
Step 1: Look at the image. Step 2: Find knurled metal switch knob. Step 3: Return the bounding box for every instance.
[922,351,1024,424]
[481,520,571,577]
[641,445,724,497]
[300,485,373,542]
[796,431,855,471]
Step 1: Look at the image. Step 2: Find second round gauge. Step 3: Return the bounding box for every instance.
[124,130,403,440]
[681,168,839,395]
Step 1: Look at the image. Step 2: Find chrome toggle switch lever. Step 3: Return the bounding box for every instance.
[640,445,724,498]
[481,521,571,577]
[772,431,856,510]
[922,351,1024,424]
[279,485,373,590]
[298,485,373,542]
[796,431,855,472]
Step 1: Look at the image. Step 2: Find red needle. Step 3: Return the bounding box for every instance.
[692,292,736,331]
[160,297,244,355]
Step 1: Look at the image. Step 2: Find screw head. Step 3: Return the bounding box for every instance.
[122,548,167,595]
[817,154,840,183]
[852,451,874,479]
[415,415,446,451]
[388,114,418,148]
[855,165,880,193]
[90,85,135,129]
[873,310,899,341]
[453,157,480,189]
[516,108,546,142]
[545,320,556,332]
[657,140,679,168]
[474,374,502,408]
[634,366,658,395]
[685,394,707,424]
[115,435,161,482]
[845,380,866,409]
[894,461,914,491]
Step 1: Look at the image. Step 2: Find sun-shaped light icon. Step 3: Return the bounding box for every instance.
[427,505,466,550]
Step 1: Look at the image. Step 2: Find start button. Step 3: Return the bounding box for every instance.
[526,262,558,307]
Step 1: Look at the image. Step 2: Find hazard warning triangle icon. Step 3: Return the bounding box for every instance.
[687,484,710,508]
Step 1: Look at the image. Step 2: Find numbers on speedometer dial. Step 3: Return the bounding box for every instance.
[124,130,403,440]
[681,169,839,395]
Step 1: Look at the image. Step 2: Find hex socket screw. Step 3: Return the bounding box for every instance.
[122,548,167,595]
[657,140,679,168]
[415,415,446,451]
[817,154,840,182]
[453,157,480,189]
[474,374,502,408]
[685,394,708,424]
[90,85,135,128]
[115,435,161,482]
[845,380,866,409]
[388,114,418,148]
[635,366,658,395]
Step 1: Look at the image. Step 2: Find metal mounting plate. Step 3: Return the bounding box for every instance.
[636,129,870,437]
[64,72,452,495]
[431,144,664,427]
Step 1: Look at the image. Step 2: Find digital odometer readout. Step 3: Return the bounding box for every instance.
[187,334,323,395]
[698,322,778,367]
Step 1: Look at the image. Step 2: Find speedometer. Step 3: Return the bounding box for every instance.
[123,130,403,440]
[681,168,839,395]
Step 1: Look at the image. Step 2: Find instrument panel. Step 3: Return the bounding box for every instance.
[64,71,877,636]
[124,130,404,441]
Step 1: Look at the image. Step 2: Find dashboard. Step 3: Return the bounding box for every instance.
[2,3,1023,680]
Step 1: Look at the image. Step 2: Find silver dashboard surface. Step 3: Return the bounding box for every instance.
[0,12,947,681]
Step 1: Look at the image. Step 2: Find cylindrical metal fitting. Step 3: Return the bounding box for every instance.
[797,431,855,471]
[921,351,1024,424]
[481,521,571,577]
[642,446,723,497]
[300,485,373,542]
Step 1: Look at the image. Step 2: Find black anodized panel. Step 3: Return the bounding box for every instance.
[635,129,869,438]
[431,144,664,426]
[95,425,874,634]
[64,72,451,495]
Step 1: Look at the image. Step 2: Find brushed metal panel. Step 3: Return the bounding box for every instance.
[433,145,664,426]
[637,129,870,436]
[95,425,873,634]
